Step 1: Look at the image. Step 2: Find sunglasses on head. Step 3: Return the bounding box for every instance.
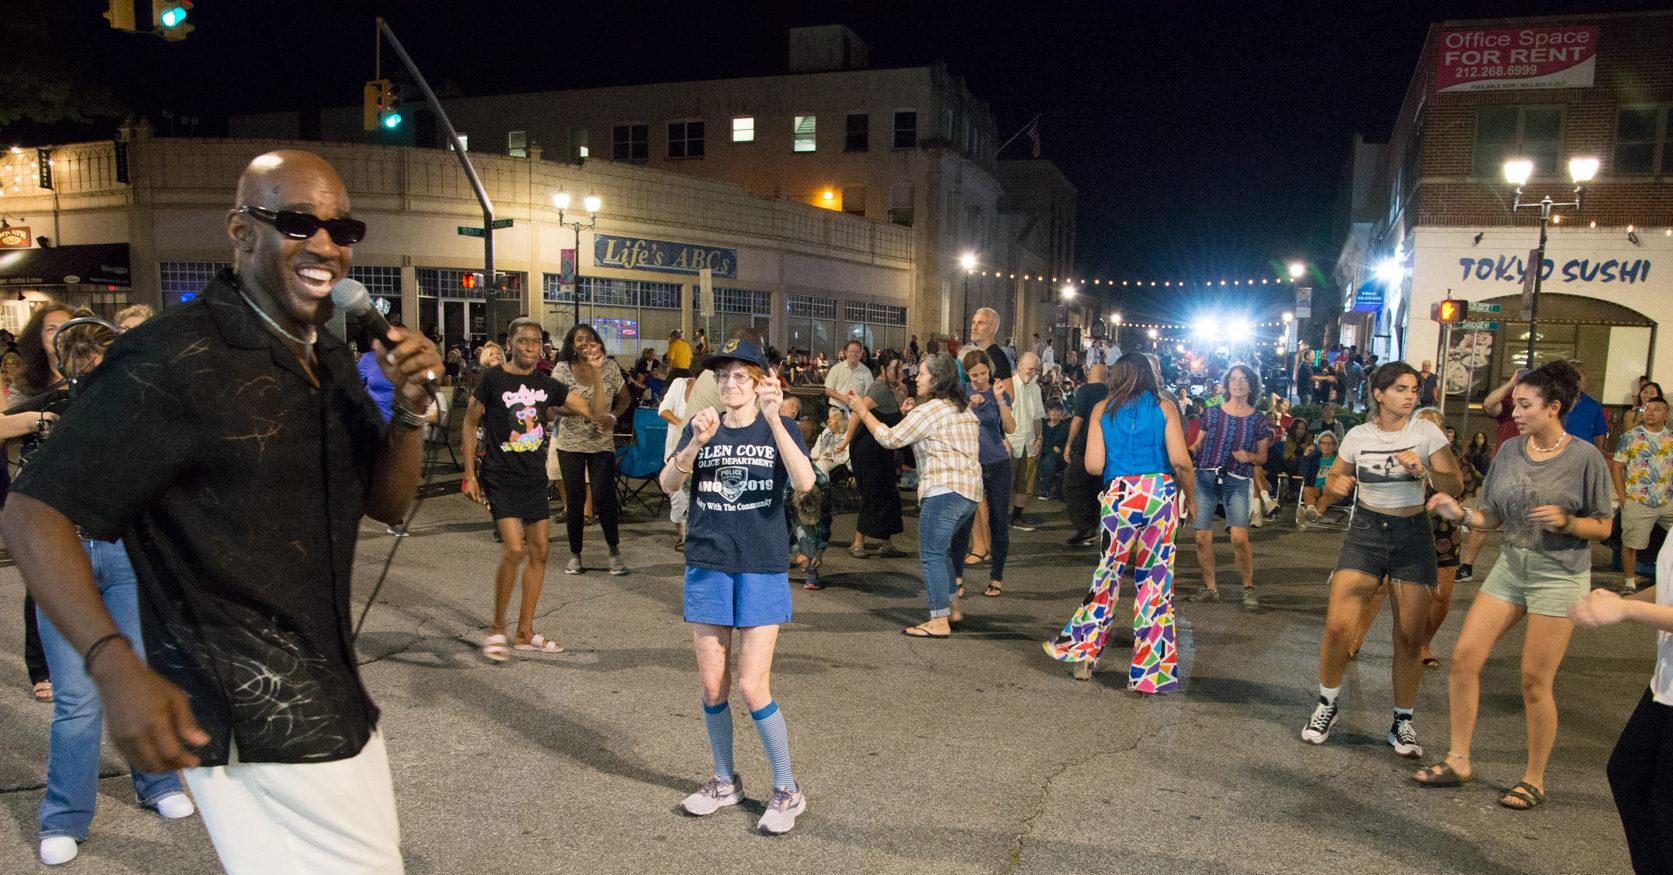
[238,206,367,246]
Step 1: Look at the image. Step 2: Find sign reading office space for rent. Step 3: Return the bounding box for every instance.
[1434,25,1598,93]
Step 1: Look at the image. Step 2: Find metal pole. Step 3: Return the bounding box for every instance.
[1525,200,1551,369]
[961,275,971,343]
[572,221,582,327]
[377,19,494,298]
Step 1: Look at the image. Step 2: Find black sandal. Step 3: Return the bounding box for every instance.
[1499,781,1546,810]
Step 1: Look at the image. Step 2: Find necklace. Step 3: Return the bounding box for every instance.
[1530,432,1565,453]
[234,285,316,346]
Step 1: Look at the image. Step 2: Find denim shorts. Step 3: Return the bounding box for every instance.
[1193,469,1251,531]
[683,566,793,628]
[1334,507,1437,587]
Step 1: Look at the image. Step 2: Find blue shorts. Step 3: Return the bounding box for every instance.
[683,567,793,628]
[1194,469,1252,531]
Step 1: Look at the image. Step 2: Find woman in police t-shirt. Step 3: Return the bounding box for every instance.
[659,339,815,835]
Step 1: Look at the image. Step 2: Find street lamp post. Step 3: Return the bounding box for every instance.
[959,252,977,341]
[553,189,602,326]
[1504,156,1597,369]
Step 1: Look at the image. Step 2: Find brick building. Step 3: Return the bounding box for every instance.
[1336,9,1673,409]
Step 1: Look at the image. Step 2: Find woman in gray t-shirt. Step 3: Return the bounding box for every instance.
[1414,361,1613,811]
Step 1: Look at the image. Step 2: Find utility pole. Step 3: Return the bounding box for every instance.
[376,18,495,318]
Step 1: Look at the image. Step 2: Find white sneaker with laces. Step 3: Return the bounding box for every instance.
[680,775,743,816]
[757,785,806,834]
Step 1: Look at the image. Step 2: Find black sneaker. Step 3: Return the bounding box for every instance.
[1387,717,1423,758]
[1065,530,1092,546]
[1302,698,1340,745]
[1454,564,1473,583]
[1011,514,1038,532]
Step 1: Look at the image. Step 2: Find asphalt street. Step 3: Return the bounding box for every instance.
[0,488,1656,874]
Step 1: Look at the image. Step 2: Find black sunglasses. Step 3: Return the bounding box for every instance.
[238,206,367,246]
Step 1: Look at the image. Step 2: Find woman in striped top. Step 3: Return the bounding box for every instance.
[853,353,983,638]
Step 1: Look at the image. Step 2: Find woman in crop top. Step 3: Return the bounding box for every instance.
[1042,353,1195,692]
[1300,362,1463,759]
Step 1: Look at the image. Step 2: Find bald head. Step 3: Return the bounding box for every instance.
[227,150,354,332]
[1088,363,1108,384]
[234,150,348,211]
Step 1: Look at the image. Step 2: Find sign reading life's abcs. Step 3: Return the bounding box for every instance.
[594,234,737,278]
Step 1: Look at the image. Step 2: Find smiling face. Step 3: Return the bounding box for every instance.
[844,341,862,366]
[967,362,991,391]
[228,151,354,329]
[1316,432,1338,456]
[716,361,758,409]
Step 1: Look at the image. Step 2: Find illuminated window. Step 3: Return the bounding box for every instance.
[793,115,817,152]
[732,116,755,143]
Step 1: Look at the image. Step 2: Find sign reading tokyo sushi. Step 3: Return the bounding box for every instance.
[1434,25,1598,93]
[1454,252,1653,286]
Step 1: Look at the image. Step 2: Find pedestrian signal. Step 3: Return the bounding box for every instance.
[1431,299,1468,323]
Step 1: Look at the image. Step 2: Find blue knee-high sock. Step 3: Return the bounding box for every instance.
[702,701,734,781]
[750,701,796,790]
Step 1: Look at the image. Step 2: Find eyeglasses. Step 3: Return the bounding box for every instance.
[238,206,367,246]
[716,371,756,384]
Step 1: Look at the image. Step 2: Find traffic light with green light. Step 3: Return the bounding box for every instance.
[363,80,403,131]
[152,1,192,40]
[1431,298,1468,324]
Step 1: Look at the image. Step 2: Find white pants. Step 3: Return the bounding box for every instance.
[669,486,690,526]
[184,732,403,875]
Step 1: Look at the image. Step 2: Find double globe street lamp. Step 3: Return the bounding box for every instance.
[1503,155,1598,368]
[553,188,603,324]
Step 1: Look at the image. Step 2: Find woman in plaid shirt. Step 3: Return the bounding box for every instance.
[852,353,983,638]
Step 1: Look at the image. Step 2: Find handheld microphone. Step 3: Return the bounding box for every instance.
[330,278,437,396]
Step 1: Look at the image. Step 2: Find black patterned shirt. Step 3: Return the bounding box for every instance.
[12,270,388,764]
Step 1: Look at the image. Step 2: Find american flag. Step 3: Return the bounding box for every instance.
[1026,118,1041,158]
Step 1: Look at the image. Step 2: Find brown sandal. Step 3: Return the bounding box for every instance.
[1499,781,1546,810]
[1412,761,1475,787]
[983,582,1003,598]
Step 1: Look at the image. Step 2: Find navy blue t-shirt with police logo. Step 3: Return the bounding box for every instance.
[676,413,809,574]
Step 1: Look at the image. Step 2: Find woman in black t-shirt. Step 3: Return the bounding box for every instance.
[460,319,609,661]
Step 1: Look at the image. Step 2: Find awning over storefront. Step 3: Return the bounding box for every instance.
[0,244,132,287]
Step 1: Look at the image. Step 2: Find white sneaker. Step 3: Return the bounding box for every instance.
[564,556,584,575]
[680,775,742,816]
[40,836,78,866]
[757,785,806,834]
[153,792,196,819]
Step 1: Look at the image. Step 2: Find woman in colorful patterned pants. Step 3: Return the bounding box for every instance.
[1043,353,1195,692]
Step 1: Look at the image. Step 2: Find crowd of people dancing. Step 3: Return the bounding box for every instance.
[3,149,1669,870]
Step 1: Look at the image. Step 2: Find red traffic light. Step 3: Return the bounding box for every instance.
[1431,299,1468,323]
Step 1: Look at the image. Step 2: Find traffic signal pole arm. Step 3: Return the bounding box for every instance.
[375,18,496,289]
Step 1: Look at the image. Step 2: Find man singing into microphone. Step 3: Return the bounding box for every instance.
[1,150,440,874]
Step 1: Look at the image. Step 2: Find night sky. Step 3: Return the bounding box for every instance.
[3,0,1664,321]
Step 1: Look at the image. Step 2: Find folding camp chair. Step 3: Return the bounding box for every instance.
[615,407,668,518]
